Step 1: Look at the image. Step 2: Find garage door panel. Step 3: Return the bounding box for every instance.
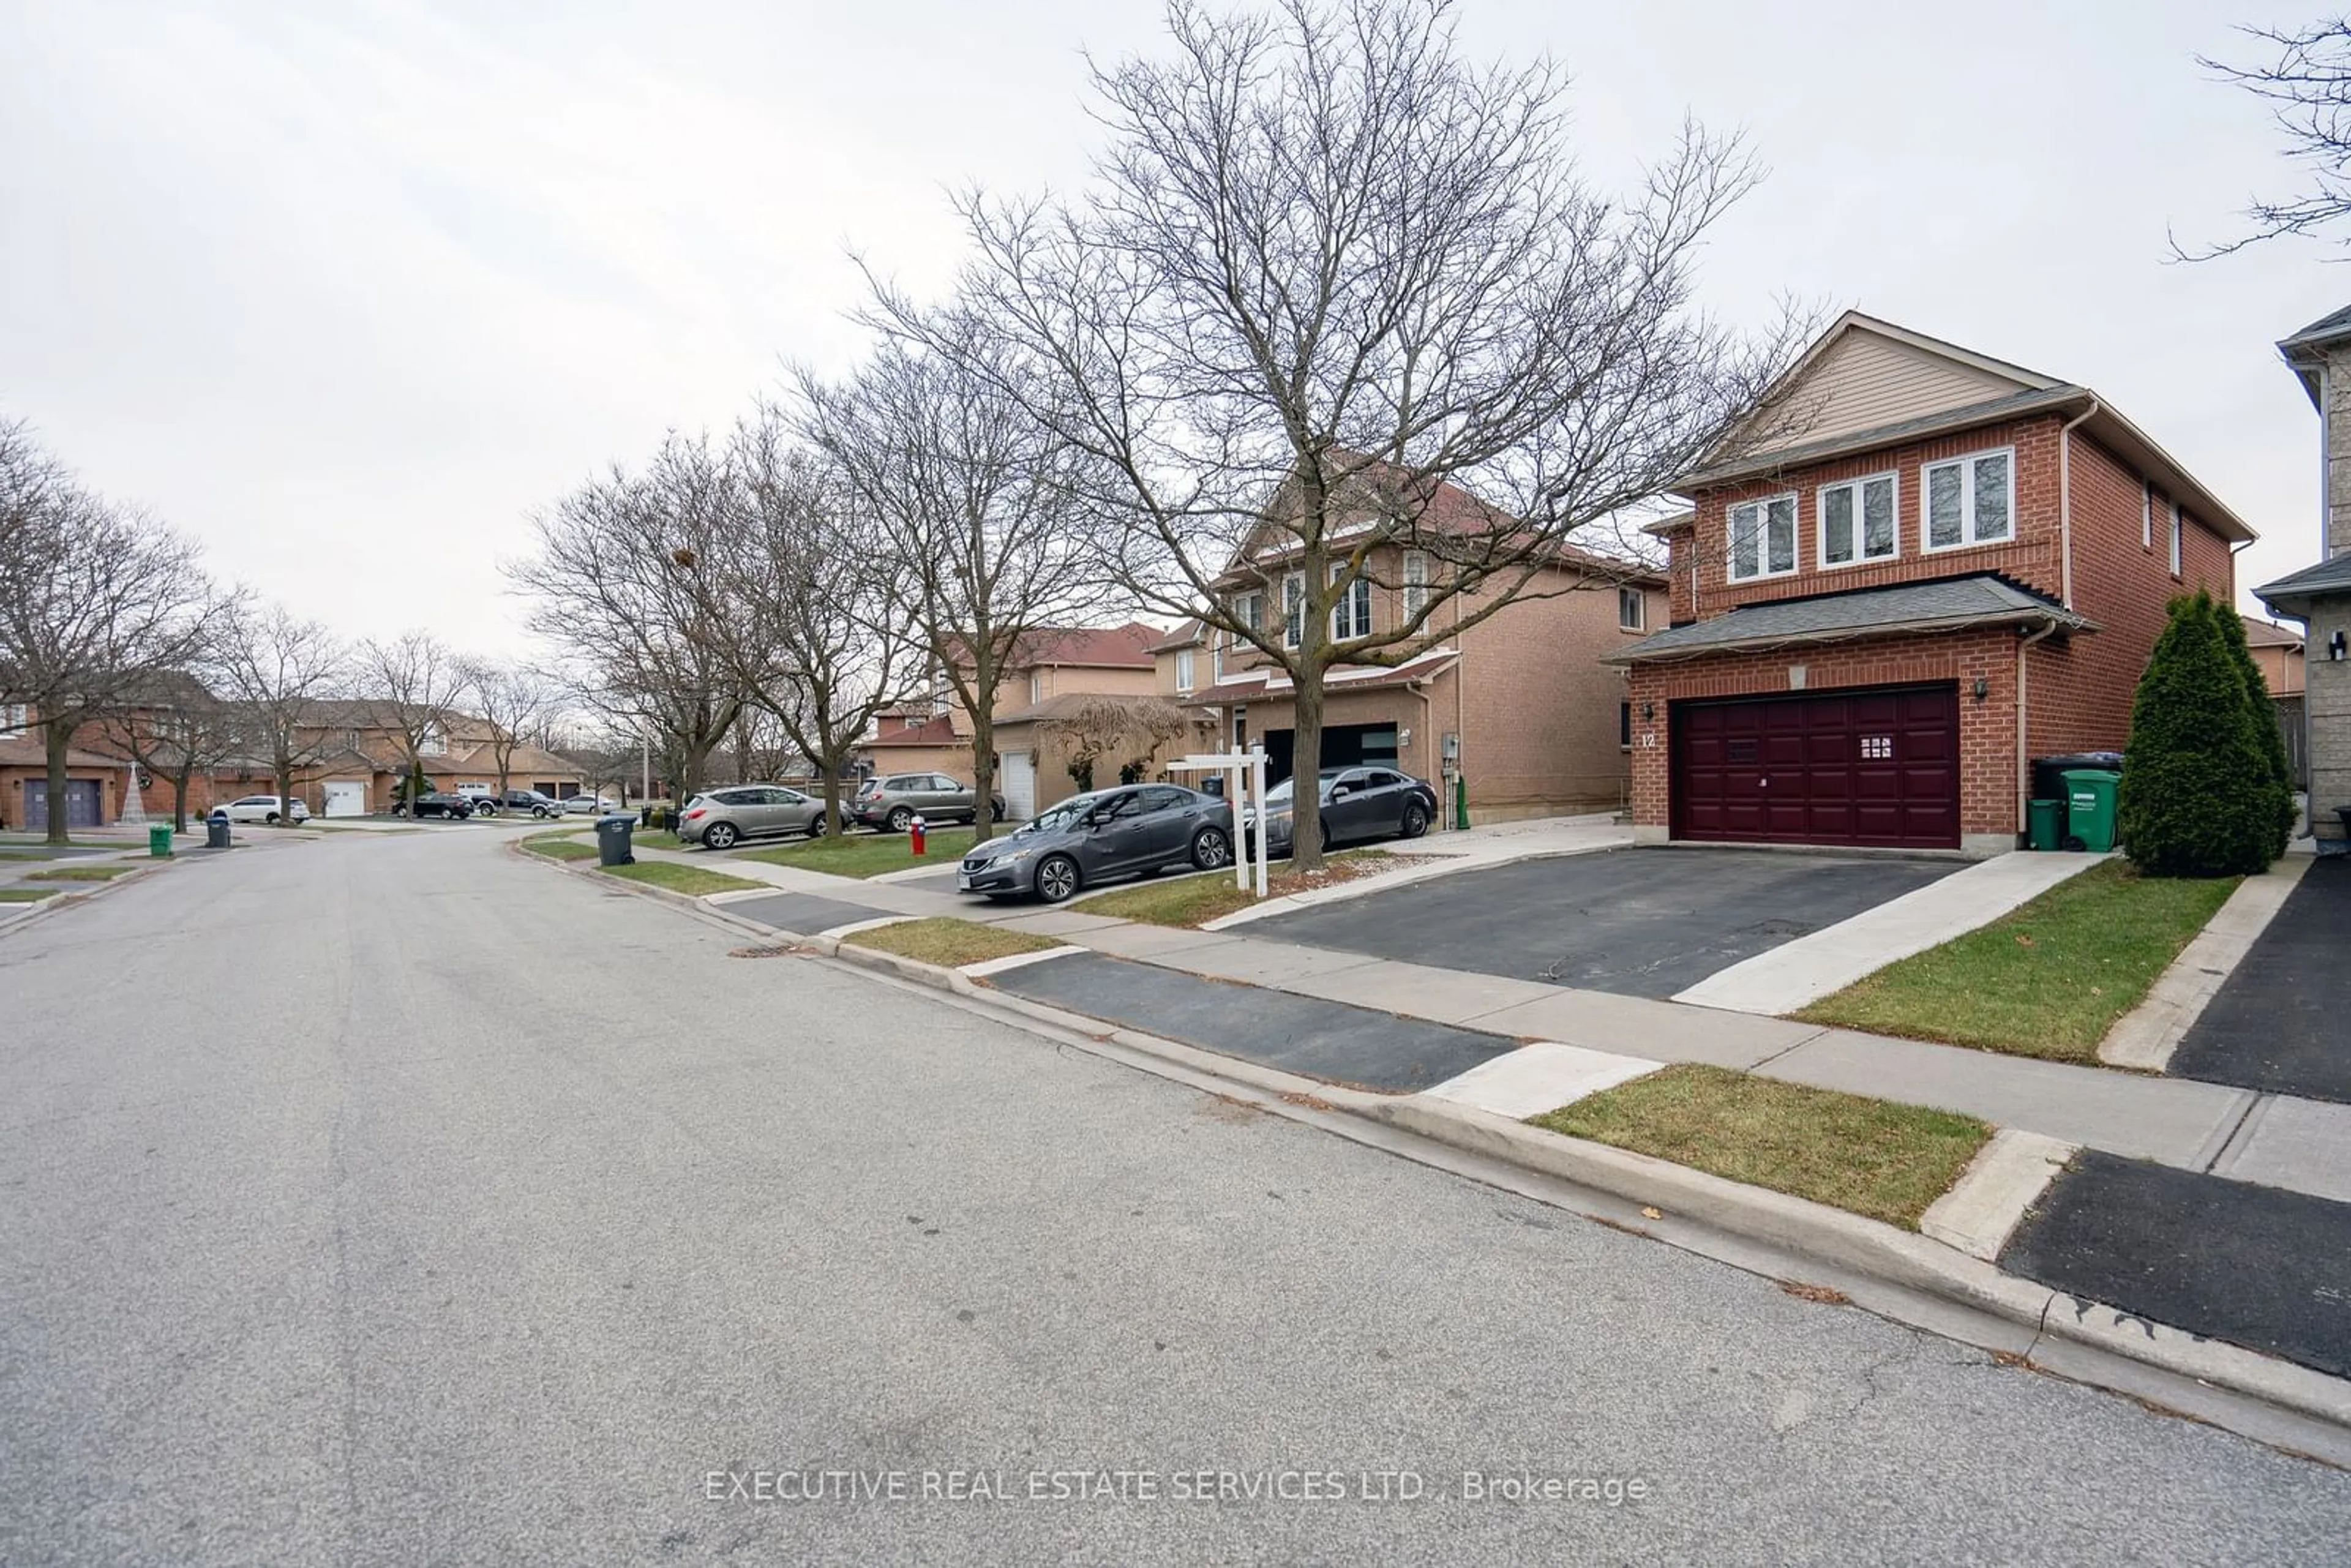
[1671,683,1960,850]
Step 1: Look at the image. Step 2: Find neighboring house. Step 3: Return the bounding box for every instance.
[2243,615,2306,697]
[1168,479,1668,822]
[0,726,132,832]
[1608,311,2248,855]
[855,707,968,782]
[2258,305,2351,852]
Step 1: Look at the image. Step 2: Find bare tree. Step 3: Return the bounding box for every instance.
[674,410,925,835]
[99,670,246,833]
[1040,694,1193,792]
[219,604,349,823]
[508,435,745,805]
[0,426,221,842]
[2180,19,2351,257]
[358,631,467,811]
[874,0,1799,866]
[797,321,1111,842]
[461,661,562,798]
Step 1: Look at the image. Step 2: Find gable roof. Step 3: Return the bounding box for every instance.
[1600,575,2091,664]
[1679,312,2255,545]
[861,713,960,749]
[1147,618,1208,653]
[2241,615,2304,649]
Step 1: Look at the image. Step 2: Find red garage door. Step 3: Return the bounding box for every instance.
[1672,685,1960,850]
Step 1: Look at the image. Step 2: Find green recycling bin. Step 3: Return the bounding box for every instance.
[148,823,173,858]
[2027,798,2064,852]
[2060,768,2121,853]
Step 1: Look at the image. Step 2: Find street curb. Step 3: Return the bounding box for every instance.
[557,847,2351,1441]
[0,856,178,939]
[2099,857,2313,1071]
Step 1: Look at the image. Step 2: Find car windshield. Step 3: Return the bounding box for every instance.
[1024,792,1112,835]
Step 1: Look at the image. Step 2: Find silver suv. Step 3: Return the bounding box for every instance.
[677,786,830,850]
[852,773,1007,833]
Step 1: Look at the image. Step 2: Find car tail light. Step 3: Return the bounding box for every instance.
[684,807,706,820]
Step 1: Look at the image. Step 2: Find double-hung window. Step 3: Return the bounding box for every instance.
[1174,648,1195,694]
[1617,587,1645,630]
[1401,550,1428,623]
[1727,493,1797,582]
[1329,563,1371,641]
[1281,572,1305,649]
[1817,473,1898,568]
[1921,448,2013,551]
[2169,503,2183,577]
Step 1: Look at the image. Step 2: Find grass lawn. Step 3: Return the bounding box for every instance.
[600,860,765,896]
[631,829,686,850]
[841,917,1064,969]
[1529,1063,1992,1230]
[0,887,62,902]
[1073,851,1394,928]
[522,835,599,863]
[27,865,137,882]
[735,827,978,879]
[1793,860,2241,1062]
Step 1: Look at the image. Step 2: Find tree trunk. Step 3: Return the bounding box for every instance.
[276,767,296,827]
[1289,666,1326,871]
[970,708,997,844]
[170,763,193,833]
[42,719,73,845]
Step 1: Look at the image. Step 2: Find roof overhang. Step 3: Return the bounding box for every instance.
[1601,605,2091,667]
[2254,555,2351,620]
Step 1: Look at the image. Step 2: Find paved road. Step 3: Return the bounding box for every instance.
[3,833,2347,1564]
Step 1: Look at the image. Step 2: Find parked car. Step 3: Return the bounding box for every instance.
[853,772,1007,833]
[222,793,311,825]
[1242,767,1436,858]
[393,792,474,819]
[677,785,830,850]
[467,788,564,819]
[561,793,620,816]
[955,784,1233,902]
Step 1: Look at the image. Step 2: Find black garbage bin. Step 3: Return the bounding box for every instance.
[205,809,232,849]
[596,814,636,866]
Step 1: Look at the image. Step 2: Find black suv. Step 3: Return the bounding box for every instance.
[394,792,475,819]
[471,789,562,819]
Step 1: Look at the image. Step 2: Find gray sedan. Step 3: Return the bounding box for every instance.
[677,786,830,850]
[1242,766,1438,857]
[954,785,1234,902]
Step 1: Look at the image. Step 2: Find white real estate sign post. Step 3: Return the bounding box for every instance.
[1168,748,1269,899]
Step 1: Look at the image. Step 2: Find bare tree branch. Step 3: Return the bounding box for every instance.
[2177,18,2351,258]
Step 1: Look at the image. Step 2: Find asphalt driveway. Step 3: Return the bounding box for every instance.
[1246,847,1960,997]
[2167,858,2351,1103]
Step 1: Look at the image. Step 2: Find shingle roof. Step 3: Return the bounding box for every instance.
[0,735,123,769]
[2255,553,2351,611]
[1600,576,2091,665]
[862,714,960,748]
[2281,304,2351,353]
[2241,615,2304,648]
[1178,648,1461,706]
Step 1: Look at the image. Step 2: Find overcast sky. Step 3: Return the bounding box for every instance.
[2,0,2341,657]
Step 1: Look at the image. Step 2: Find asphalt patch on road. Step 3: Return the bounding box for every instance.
[984,951,1512,1093]
[1245,847,1959,997]
[725,892,901,938]
[2168,858,2351,1103]
[2000,1149,2351,1379]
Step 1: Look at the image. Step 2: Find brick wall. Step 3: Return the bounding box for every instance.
[1624,628,2022,839]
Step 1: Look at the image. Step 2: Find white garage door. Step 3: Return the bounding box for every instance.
[1000,752,1035,822]
[323,781,368,817]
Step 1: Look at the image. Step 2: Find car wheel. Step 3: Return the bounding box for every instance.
[534,806,551,819]
[991,801,1005,822]
[1400,801,1429,839]
[1035,853,1081,904]
[806,815,828,838]
[266,812,280,824]
[1191,825,1232,871]
[887,806,913,833]
[1319,822,1332,853]
[704,822,738,852]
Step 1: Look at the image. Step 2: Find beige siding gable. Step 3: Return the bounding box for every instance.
[1761,327,2034,451]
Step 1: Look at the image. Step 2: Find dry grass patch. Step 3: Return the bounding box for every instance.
[27,865,137,882]
[1074,850,1394,928]
[841,917,1064,969]
[1528,1063,1992,1230]
[0,887,62,902]
[522,835,599,862]
[1793,860,2240,1062]
[600,860,764,896]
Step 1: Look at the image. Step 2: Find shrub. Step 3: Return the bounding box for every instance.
[2211,603,2298,858]
[2118,592,2282,877]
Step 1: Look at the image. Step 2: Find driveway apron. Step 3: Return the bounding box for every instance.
[2167,858,2351,1103]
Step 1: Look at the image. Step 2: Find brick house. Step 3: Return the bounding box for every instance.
[1166,486,1668,823]
[0,717,133,832]
[858,623,1181,820]
[1608,312,2248,855]
[2257,304,2351,851]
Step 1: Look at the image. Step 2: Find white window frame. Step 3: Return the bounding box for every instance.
[1329,562,1371,642]
[1028,673,1042,707]
[2169,502,2183,577]
[1281,571,1306,650]
[1815,471,1900,569]
[2141,485,2153,550]
[1617,586,1645,631]
[1919,446,2016,553]
[1726,492,1799,583]
[1174,647,1195,694]
[1,702,26,733]
[1401,550,1429,623]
